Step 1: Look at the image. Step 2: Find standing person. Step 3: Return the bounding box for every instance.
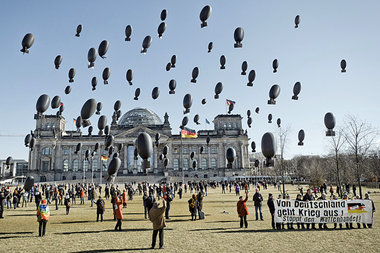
[64,194,71,215]
[122,190,128,208]
[235,184,240,196]
[149,199,167,249]
[364,193,375,228]
[37,199,50,237]
[253,188,264,221]
[303,189,315,229]
[12,193,19,209]
[22,190,29,208]
[105,185,110,200]
[113,194,123,231]
[295,194,303,229]
[267,193,275,230]
[197,192,204,220]
[163,189,172,220]
[188,194,198,221]
[96,196,105,222]
[80,188,85,205]
[34,189,42,209]
[144,192,155,219]
[178,187,183,199]
[221,182,226,194]
[0,191,5,218]
[237,192,249,228]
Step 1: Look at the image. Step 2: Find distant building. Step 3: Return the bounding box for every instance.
[0,159,28,178]
[27,108,250,182]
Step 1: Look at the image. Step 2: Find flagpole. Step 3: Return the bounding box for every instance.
[180,130,184,184]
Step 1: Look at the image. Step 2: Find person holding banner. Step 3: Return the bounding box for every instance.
[295,194,303,229]
[332,195,343,229]
[303,189,316,229]
[267,193,275,230]
[317,194,328,229]
[364,193,375,228]
[237,192,249,228]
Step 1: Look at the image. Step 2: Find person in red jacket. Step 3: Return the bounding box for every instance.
[237,192,249,228]
[122,190,127,208]
[113,194,123,231]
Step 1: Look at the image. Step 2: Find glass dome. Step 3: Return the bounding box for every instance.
[118,108,162,126]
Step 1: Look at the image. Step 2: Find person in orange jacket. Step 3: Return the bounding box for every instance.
[37,199,50,236]
[122,190,128,208]
[113,193,123,231]
[80,188,85,205]
[237,191,249,228]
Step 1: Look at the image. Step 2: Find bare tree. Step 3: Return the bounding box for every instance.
[343,115,378,198]
[276,125,291,196]
[328,128,346,197]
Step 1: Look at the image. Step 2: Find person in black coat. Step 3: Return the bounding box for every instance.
[253,189,264,220]
[267,193,275,230]
[95,196,105,222]
[303,189,315,229]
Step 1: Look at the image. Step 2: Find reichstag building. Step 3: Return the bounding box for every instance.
[28,108,250,182]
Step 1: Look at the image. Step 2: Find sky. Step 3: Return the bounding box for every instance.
[0,0,380,160]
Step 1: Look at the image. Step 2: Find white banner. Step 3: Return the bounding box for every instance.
[274,199,373,224]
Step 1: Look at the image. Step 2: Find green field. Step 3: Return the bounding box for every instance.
[1,184,379,253]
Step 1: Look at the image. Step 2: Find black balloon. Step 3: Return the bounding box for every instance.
[255,107,260,114]
[251,141,256,152]
[141,36,152,53]
[183,94,193,114]
[208,42,213,53]
[341,59,347,72]
[126,69,133,85]
[75,24,82,37]
[24,176,34,191]
[108,156,121,176]
[247,70,256,86]
[234,27,244,48]
[295,15,300,28]
[163,145,168,157]
[292,82,301,100]
[24,134,32,147]
[166,63,171,71]
[96,102,102,115]
[54,55,62,69]
[81,99,97,120]
[268,85,281,104]
[272,59,279,73]
[137,132,153,173]
[170,55,176,68]
[94,143,99,152]
[247,110,251,117]
[74,143,82,154]
[20,33,34,54]
[125,25,132,41]
[324,112,336,136]
[161,9,167,21]
[181,116,189,129]
[261,132,276,166]
[51,96,61,109]
[191,67,199,83]
[192,160,197,169]
[241,61,248,75]
[226,147,236,168]
[104,125,110,136]
[298,129,305,146]
[68,68,75,82]
[228,103,234,114]
[200,5,212,28]
[200,146,204,154]
[103,67,110,84]
[30,137,36,151]
[152,87,160,100]
[104,135,114,151]
[206,136,210,146]
[190,151,195,160]
[6,156,13,166]
[277,118,281,127]
[164,158,169,168]
[88,48,97,68]
[65,86,71,95]
[220,55,226,69]
[76,116,82,129]
[114,100,121,111]
[268,114,273,123]
[98,115,107,135]
[134,88,141,100]
[36,94,50,114]
[169,79,176,94]
[91,77,97,91]
[247,117,252,128]
[194,114,200,125]
[98,40,109,59]
[157,22,166,38]
[201,98,206,105]
[214,82,223,99]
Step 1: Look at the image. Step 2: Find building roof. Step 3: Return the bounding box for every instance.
[118,108,162,126]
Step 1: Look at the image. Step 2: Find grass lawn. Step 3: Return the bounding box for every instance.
[1,184,379,253]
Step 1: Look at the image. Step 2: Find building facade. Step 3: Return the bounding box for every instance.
[28,108,250,182]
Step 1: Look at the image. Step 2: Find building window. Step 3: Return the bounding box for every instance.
[102,160,107,171]
[92,159,98,171]
[223,123,226,128]
[42,161,49,171]
[42,147,51,155]
[211,147,217,154]
[233,122,237,128]
[183,159,189,170]
[201,147,207,154]
[83,160,89,172]
[173,159,179,170]
[192,159,198,170]
[72,176,76,180]
[211,158,217,169]
[201,158,207,170]
[40,176,46,182]
[192,147,197,154]
[63,147,69,155]
[228,122,232,128]
[63,159,69,172]
[73,159,79,172]
[183,147,188,154]
[62,176,66,180]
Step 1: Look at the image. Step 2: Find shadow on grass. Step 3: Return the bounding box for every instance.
[74,247,151,252]
[205,220,236,223]
[0,232,33,235]
[0,236,31,240]
[8,214,36,217]
[214,228,344,233]
[190,227,227,231]
[56,228,172,235]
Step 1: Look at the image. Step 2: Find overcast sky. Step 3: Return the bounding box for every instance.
[1,0,380,160]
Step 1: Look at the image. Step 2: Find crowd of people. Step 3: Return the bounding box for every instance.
[0,179,377,248]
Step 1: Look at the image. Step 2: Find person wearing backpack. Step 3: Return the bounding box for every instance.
[188,194,198,221]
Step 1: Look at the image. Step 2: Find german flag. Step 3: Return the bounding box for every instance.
[181,127,198,138]
[101,155,108,161]
[226,99,236,106]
